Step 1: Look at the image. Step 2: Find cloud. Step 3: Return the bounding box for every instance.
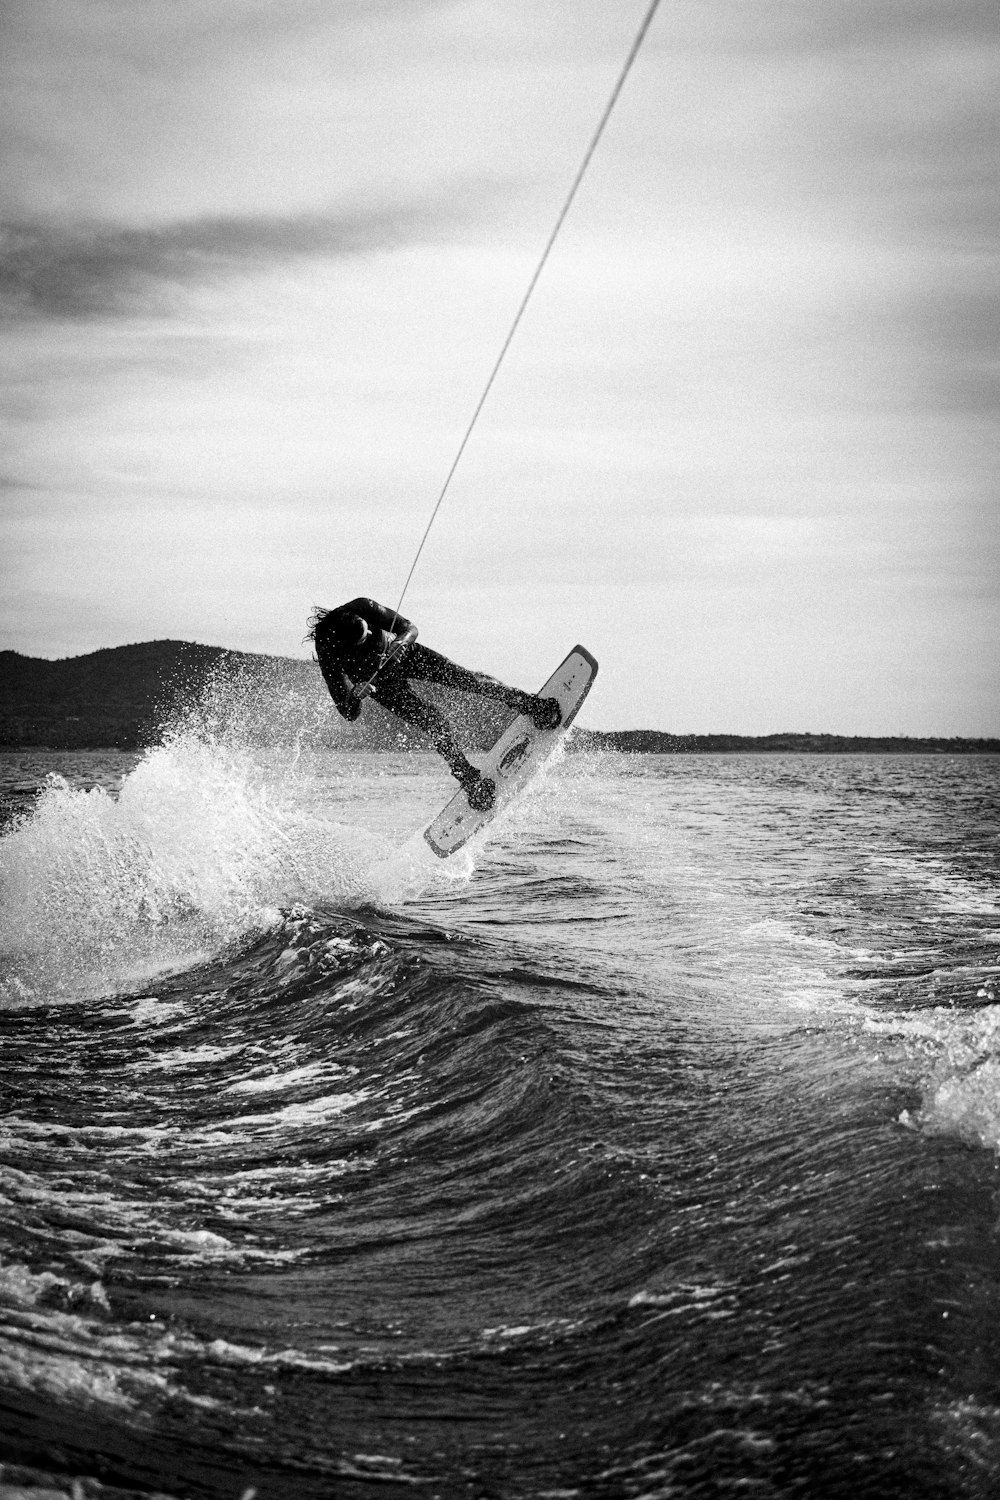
[674,0,1000,53]
[0,0,534,229]
[0,197,487,321]
[2,0,998,733]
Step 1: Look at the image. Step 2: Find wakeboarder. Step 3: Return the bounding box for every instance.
[308,599,560,811]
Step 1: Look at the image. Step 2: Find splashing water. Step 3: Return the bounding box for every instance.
[0,657,473,1006]
[879,1003,1000,1153]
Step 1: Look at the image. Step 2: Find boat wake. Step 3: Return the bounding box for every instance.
[0,665,473,1007]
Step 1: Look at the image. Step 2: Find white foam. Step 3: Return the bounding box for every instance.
[130,995,189,1026]
[229,1090,370,1129]
[227,1061,338,1093]
[134,1043,242,1072]
[905,1051,1000,1152]
[0,667,409,1006]
[871,1003,1000,1152]
[0,1258,109,1315]
[203,1336,354,1373]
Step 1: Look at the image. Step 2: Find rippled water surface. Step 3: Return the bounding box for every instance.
[1,723,999,1498]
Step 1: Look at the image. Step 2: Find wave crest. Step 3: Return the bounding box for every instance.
[0,659,463,1006]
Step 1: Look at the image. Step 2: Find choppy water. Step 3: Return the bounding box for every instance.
[1,690,999,1497]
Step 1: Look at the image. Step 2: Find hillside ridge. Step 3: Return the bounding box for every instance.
[1,642,997,752]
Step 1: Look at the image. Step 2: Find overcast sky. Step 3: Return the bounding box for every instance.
[2,0,997,734]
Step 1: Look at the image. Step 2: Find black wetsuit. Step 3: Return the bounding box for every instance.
[313,597,532,779]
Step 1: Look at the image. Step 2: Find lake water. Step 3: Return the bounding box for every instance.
[1,719,999,1497]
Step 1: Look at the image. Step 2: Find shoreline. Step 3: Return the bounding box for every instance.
[3,643,997,754]
[2,738,998,755]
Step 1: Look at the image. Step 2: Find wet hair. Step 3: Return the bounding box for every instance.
[305,607,368,649]
[304,606,330,646]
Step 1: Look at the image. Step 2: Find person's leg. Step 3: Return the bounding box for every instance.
[373,665,496,810]
[402,644,517,701]
[373,671,474,778]
[404,644,560,726]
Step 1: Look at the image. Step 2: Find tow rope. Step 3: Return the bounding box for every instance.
[372,0,662,673]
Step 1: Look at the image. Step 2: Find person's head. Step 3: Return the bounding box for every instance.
[336,614,371,647]
[306,607,370,651]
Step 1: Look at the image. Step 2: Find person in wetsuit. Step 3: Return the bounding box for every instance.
[308,598,561,811]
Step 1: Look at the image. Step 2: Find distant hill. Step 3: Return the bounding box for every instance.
[575,729,1000,755]
[0,640,405,751]
[0,640,503,752]
[1,642,997,753]
[1,641,257,749]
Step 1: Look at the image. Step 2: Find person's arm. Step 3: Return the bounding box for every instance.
[356,599,417,671]
[363,599,417,647]
[320,659,363,721]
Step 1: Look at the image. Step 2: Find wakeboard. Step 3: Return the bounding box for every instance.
[423,645,598,859]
